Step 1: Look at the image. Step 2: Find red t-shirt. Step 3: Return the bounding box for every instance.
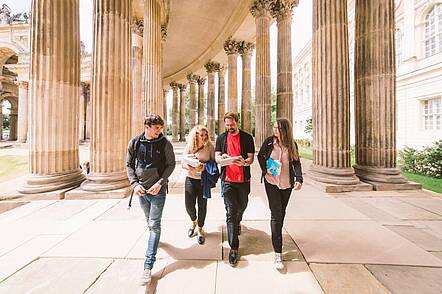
[225,132,244,183]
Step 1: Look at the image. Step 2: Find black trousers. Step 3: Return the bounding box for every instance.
[184,177,207,228]
[223,181,250,250]
[264,179,292,253]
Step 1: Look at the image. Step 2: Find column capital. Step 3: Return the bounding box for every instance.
[177,83,186,91]
[16,80,29,89]
[250,0,273,18]
[218,65,225,76]
[197,77,206,86]
[132,18,144,35]
[223,37,240,55]
[238,41,255,56]
[187,73,199,83]
[169,81,178,89]
[271,0,298,20]
[204,60,220,73]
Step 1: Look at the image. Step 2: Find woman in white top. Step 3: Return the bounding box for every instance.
[182,125,215,244]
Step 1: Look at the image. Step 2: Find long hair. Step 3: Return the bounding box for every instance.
[276,118,299,161]
[187,125,213,153]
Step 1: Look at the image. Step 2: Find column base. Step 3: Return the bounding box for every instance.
[354,165,421,191]
[18,169,85,194]
[308,164,361,185]
[81,171,129,192]
[65,186,132,199]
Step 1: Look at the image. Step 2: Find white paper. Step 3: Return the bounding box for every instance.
[219,156,243,167]
[182,155,201,167]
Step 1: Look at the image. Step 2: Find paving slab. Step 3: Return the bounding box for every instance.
[285,195,370,220]
[216,261,324,294]
[412,221,442,239]
[337,190,423,198]
[86,259,167,294]
[0,200,56,221]
[151,260,217,294]
[339,198,401,223]
[366,265,442,294]
[384,225,442,251]
[0,235,66,282]
[0,258,112,294]
[221,221,304,262]
[361,198,442,220]
[19,200,97,221]
[284,220,442,266]
[431,251,442,260]
[127,220,222,260]
[44,221,145,258]
[161,195,226,221]
[0,202,27,214]
[399,197,442,216]
[310,263,391,294]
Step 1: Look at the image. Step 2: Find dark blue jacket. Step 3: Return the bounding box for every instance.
[201,160,220,199]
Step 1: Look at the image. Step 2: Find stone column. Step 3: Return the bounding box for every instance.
[354,0,411,189]
[131,19,143,136]
[179,83,187,141]
[197,77,206,125]
[85,83,91,140]
[163,88,168,134]
[79,82,86,141]
[81,0,131,192]
[204,61,219,140]
[17,81,29,143]
[170,82,179,142]
[19,0,84,193]
[143,0,163,117]
[187,74,198,129]
[217,65,226,133]
[9,102,18,141]
[224,38,239,113]
[0,105,2,140]
[272,0,296,122]
[238,42,254,134]
[308,0,361,189]
[251,1,272,147]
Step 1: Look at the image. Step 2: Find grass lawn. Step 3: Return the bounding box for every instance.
[400,171,442,194]
[0,155,28,182]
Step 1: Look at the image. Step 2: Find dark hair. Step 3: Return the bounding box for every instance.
[144,114,164,126]
[276,118,299,161]
[224,111,239,122]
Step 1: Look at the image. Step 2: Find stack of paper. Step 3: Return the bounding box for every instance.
[219,156,243,167]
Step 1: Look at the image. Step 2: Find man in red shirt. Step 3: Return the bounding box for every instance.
[215,112,255,267]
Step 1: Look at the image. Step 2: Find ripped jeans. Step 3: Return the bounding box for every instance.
[139,191,166,270]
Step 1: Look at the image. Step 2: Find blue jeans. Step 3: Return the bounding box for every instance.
[139,191,166,270]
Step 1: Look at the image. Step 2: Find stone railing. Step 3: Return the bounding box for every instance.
[0,4,31,25]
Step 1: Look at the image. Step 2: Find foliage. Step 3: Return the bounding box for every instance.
[2,113,9,129]
[399,140,442,179]
[304,117,312,134]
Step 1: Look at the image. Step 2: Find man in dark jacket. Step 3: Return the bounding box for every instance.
[215,112,255,267]
[126,114,175,286]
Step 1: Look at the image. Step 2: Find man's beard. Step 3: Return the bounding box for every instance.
[228,127,236,133]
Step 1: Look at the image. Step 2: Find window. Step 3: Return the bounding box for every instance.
[425,4,442,57]
[395,28,403,66]
[422,98,441,130]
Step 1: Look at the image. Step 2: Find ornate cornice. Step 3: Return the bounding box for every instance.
[238,41,255,56]
[250,0,273,18]
[197,77,206,86]
[204,60,220,73]
[178,83,186,91]
[187,73,199,83]
[271,0,297,20]
[161,24,167,42]
[132,18,144,35]
[218,65,225,76]
[223,37,240,55]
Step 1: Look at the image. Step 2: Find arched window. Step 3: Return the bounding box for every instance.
[425,4,442,57]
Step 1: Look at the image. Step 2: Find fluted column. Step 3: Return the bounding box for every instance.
[251,1,272,146]
[354,0,407,186]
[170,82,179,142]
[9,103,17,141]
[308,0,360,186]
[197,77,206,125]
[238,42,254,134]
[163,88,168,133]
[131,19,143,136]
[272,0,296,121]
[205,61,219,140]
[217,65,226,133]
[85,84,92,140]
[187,74,198,129]
[17,81,29,143]
[19,0,84,193]
[79,82,86,141]
[143,0,162,117]
[224,38,239,113]
[81,0,132,192]
[179,83,187,141]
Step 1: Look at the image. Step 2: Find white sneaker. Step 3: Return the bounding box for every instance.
[274,253,284,270]
[139,269,151,286]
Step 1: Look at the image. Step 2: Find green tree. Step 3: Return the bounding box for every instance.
[2,114,9,130]
[304,117,312,134]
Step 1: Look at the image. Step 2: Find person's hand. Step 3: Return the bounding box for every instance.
[222,153,230,159]
[233,157,246,166]
[147,183,162,195]
[294,182,302,191]
[134,184,146,196]
[196,163,205,172]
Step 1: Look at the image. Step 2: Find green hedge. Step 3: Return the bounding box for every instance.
[399,140,442,179]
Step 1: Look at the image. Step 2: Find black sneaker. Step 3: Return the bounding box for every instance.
[228,249,239,267]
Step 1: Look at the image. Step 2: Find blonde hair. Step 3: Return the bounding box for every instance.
[187,125,213,153]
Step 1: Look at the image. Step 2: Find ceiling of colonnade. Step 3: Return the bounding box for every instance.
[133,0,256,85]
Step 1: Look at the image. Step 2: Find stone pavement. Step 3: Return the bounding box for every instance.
[0,142,442,293]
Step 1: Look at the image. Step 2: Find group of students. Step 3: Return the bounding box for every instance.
[126,111,303,286]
